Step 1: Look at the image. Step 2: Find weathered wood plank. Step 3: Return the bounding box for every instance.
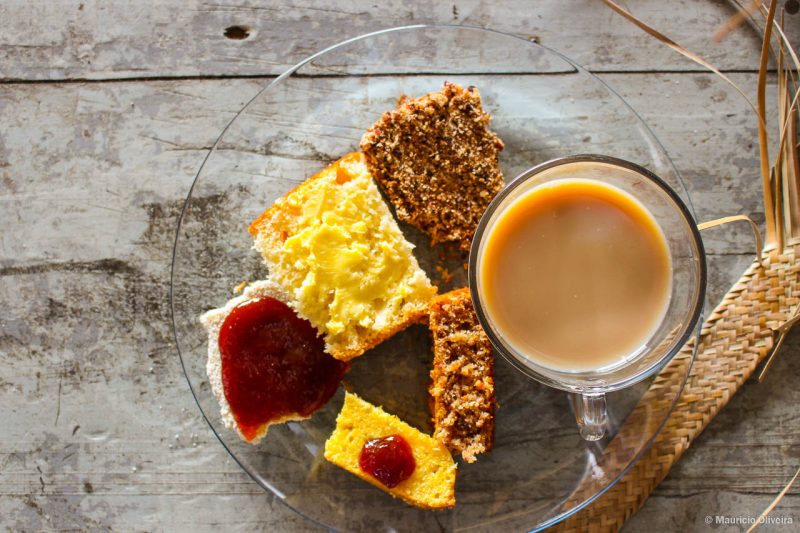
[0,71,774,264]
[2,0,796,81]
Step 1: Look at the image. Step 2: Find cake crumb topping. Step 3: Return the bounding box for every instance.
[360,82,505,251]
[428,288,496,463]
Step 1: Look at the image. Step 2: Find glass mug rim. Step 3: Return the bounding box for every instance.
[468,154,707,395]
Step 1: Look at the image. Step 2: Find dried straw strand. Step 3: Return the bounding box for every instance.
[785,105,800,240]
[777,68,792,251]
[712,0,761,42]
[697,215,764,264]
[746,465,800,532]
[757,0,779,249]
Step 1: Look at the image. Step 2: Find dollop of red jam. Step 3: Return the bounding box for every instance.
[358,434,416,488]
[218,297,348,441]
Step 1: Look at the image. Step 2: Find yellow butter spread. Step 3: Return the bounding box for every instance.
[254,153,435,356]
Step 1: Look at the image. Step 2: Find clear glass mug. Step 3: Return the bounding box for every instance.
[469,155,706,441]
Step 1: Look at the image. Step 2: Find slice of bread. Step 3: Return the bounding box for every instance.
[200,280,304,444]
[360,82,505,251]
[249,152,437,361]
[324,392,457,509]
[428,288,496,463]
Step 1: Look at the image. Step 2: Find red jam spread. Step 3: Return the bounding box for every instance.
[358,434,416,488]
[218,297,348,441]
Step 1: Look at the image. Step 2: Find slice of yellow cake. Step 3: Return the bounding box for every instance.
[249,152,437,361]
[324,392,457,509]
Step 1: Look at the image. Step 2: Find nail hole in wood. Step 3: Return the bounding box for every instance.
[224,25,251,40]
[786,0,799,15]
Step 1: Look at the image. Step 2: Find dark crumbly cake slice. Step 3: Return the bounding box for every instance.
[360,82,505,251]
[428,288,496,463]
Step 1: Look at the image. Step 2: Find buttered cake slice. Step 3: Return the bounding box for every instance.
[324,392,457,509]
[249,152,436,361]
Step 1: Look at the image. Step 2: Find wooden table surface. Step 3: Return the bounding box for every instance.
[1,1,798,531]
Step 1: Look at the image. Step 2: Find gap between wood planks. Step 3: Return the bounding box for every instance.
[0,68,780,85]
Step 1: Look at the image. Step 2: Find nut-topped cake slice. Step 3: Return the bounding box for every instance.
[428,288,496,463]
[249,152,437,361]
[360,82,505,251]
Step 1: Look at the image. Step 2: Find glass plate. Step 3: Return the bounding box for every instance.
[171,25,700,531]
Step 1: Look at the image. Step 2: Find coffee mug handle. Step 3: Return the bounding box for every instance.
[572,392,607,441]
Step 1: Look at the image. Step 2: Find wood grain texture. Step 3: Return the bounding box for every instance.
[0,1,798,531]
